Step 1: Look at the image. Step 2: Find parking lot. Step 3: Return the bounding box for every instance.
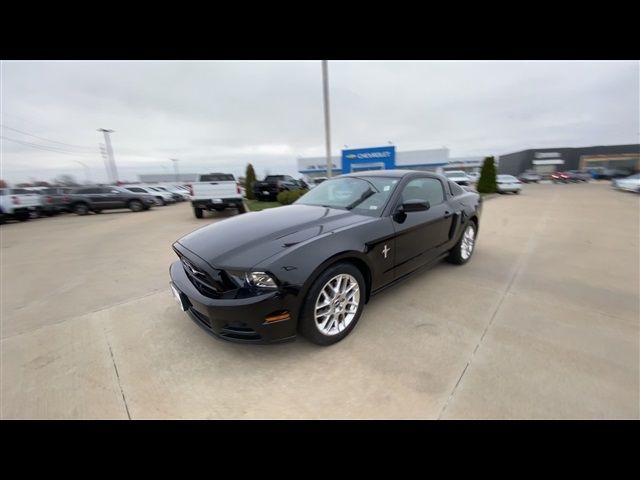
[1,182,638,419]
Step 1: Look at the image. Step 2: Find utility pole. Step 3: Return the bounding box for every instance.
[98,128,118,184]
[170,158,180,182]
[322,60,332,178]
[99,143,110,183]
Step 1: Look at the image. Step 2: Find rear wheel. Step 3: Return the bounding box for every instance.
[74,203,89,215]
[300,263,365,346]
[448,221,477,265]
[129,200,144,212]
[194,207,203,218]
[237,202,247,214]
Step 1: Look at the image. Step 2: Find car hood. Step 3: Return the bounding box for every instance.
[175,204,374,270]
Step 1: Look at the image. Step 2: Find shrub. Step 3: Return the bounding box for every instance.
[277,189,306,205]
[476,156,498,194]
[245,164,257,200]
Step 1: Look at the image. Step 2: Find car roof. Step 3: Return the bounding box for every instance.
[341,169,441,179]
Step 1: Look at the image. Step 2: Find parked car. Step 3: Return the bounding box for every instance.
[565,170,591,182]
[590,167,631,180]
[253,175,307,201]
[188,173,245,218]
[551,171,571,183]
[308,177,328,189]
[466,172,480,183]
[169,170,482,345]
[612,173,640,193]
[0,188,42,223]
[443,170,471,186]
[153,186,185,201]
[165,184,191,198]
[519,171,542,183]
[126,186,175,205]
[496,175,522,194]
[38,187,74,215]
[68,186,156,215]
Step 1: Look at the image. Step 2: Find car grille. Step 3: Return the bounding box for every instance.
[174,251,236,298]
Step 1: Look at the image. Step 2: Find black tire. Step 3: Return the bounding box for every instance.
[74,203,90,216]
[17,211,30,221]
[156,197,166,206]
[237,202,247,214]
[447,220,477,265]
[515,190,520,194]
[194,207,204,219]
[129,200,144,212]
[299,262,366,346]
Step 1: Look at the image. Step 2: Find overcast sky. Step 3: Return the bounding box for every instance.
[1,60,638,184]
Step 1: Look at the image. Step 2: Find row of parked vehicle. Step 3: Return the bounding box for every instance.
[0,183,191,224]
[443,170,522,194]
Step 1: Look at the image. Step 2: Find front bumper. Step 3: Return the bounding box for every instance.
[169,261,299,344]
[498,185,521,192]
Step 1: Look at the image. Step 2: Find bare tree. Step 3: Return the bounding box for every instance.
[53,174,80,186]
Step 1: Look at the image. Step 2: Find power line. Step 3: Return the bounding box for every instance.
[0,124,96,151]
[1,135,96,157]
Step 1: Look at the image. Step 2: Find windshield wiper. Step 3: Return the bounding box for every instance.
[345,188,375,210]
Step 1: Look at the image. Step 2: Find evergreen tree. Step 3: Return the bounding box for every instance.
[477,156,498,194]
[245,164,257,200]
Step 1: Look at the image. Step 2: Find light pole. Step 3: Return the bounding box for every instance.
[170,158,180,182]
[322,60,332,178]
[73,161,91,184]
[98,128,118,183]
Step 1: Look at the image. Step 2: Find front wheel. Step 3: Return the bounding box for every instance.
[74,203,89,215]
[300,263,365,346]
[193,207,203,218]
[129,200,144,212]
[448,221,477,265]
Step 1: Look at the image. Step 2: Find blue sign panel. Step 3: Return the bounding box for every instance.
[341,146,396,173]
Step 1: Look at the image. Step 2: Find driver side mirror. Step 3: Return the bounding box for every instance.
[400,199,430,212]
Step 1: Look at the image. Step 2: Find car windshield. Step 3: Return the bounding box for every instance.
[295,176,399,214]
[445,171,466,177]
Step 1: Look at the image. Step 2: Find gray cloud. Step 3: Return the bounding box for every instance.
[1,60,638,183]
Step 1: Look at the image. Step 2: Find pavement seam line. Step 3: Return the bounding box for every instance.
[437,191,557,419]
[104,331,132,420]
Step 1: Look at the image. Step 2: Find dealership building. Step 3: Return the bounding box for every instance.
[497,144,640,176]
[297,146,484,178]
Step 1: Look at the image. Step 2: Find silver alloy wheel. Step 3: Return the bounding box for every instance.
[460,225,476,260]
[314,273,360,336]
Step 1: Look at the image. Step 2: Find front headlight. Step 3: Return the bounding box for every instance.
[226,271,278,289]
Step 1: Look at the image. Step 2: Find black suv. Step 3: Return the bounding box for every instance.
[253,175,308,201]
[68,186,156,215]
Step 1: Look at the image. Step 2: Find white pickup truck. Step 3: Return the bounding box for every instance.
[187,173,246,218]
[0,188,43,223]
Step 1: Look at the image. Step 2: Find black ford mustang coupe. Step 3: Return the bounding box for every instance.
[169,170,482,345]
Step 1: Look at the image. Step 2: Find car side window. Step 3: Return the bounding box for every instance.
[400,178,445,206]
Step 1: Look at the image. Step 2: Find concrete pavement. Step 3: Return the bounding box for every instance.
[1,183,638,419]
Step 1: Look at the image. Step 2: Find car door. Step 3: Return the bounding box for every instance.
[391,176,453,278]
[102,187,127,208]
[80,187,107,207]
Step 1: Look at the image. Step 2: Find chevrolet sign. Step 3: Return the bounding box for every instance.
[341,146,396,173]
